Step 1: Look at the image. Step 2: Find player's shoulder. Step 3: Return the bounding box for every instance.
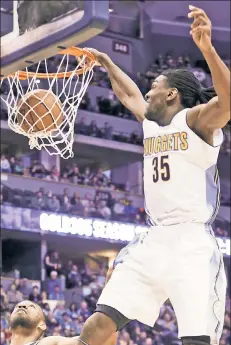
[187,104,206,128]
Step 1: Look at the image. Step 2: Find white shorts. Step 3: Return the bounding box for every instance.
[97,223,227,344]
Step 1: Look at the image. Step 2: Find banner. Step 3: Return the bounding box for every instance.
[1,205,230,256]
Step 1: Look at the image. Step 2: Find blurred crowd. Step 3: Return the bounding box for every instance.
[1,182,147,226]
[1,262,230,345]
[1,154,130,192]
[1,152,230,233]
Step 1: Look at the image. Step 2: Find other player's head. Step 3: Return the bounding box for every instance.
[10,300,46,339]
[144,69,216,123]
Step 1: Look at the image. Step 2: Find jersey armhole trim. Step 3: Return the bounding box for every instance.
[185,110,224,148]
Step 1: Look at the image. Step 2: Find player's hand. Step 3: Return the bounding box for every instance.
[82,47,107,67]
[188,5,213,53]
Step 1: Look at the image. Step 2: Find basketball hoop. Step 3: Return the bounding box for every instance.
[0,47,96,159]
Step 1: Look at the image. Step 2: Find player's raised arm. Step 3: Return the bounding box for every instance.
[187,5,230,133]
[85,48,147,122]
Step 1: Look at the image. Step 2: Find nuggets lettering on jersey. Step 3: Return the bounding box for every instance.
[143,131,188,156]
[143,108,223,226]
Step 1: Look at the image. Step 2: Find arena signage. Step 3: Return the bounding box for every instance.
[112,40,130,55]
[40,212,147,242]
[39,213,231,256]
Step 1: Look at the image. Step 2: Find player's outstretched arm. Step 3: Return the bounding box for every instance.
[187,5,230,133]
[85,48,147,122]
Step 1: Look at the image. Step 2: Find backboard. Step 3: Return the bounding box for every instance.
[0,0,109,78]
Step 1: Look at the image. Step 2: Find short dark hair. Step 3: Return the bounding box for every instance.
[161,69,216,108]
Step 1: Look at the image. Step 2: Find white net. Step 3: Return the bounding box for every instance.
[0,49,95,159]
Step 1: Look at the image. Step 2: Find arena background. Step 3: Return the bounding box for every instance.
[0,1,230,344]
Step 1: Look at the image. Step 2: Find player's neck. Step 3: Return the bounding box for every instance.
[158,104,184,126]
[10,331,37,345]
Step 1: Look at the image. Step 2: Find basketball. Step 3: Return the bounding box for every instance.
[17,89,63,134]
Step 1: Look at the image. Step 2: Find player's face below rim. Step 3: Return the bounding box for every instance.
[10,301,46,332]
[144,75,177,123]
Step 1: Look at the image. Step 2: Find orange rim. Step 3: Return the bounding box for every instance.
[8,47,95,80]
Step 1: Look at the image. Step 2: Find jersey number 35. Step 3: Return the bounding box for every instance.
[152,155,170,183]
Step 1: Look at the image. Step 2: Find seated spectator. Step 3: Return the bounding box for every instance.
[77,117,88,135]
[47,194,61,212]
[124,200,137,220]
[60,172,69,183]
[29,286,41,303]
[71,314,83,335]
[71,194,85,215]
[82,167,93,186]
[7,283,23,311]
[30,160,47,179]
[69,302,78,318]
[68,166,82,185]
[53,301,70,323]
[1,155,11,173]
[23,167,31,177]
[79,91,91,110]
[40,291,48,309]
[44,251,62,277]
[76,301,91,322]
[30,191,46,210]
[0,285,8,312]
[59,312,72,331]
[101,122,113,140]
[1,331,7,345]
[19,278,31,299]
[67,265,82,289]
[113,199,125,217]
[49,285,65,301]
[46,271,62,296]
[98,200,111,220]
[88,120,100,137]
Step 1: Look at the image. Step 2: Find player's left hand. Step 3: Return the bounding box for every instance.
[188,5,213,53]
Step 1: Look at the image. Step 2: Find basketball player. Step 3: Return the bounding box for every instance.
[9,300,117,345]
[75,5,230,345]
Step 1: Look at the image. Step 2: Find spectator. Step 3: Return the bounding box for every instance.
[30,160,47,179]
[68,166,82,185]
[88,121,100,137]
[101,122,113,140]
[82,167,93,186]
[1,155,11,173]
[6,283,23,311]
[60,312,71,331]
[67,265,82,289]
[77,117,88,135]
[79,91,91,110]
[113,199,125,217]
[69,302,78,318]
[99,200,111,220]
[1,332,7,345]
[71,193,85,215]
[49,285,65,301]
[30,191,46,210]
[44,251,62,277]
[23,167,31,177]
[19,278,31,299]
[0,285,8,312]
[47,194,61,212]
[46,271,62,296]
[60,172,69,183]
[29,286,41,303]
[40,291,48,308]
[76,301,91,322]
[124,200,137,220]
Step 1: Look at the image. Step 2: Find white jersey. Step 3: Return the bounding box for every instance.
[143,108,223,226]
